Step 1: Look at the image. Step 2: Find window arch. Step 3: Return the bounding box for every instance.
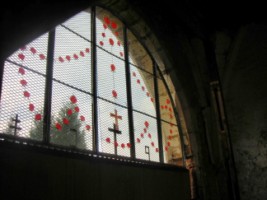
[0,6,186,166]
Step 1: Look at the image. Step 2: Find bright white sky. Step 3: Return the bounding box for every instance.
[0,11,161,162]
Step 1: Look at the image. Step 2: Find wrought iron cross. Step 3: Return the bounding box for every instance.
[145,145,150,161]
[108,109,122,155]
[9,114,22,136]
[110,109,122,130]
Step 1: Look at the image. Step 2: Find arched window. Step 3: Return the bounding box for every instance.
[0,6,186,166]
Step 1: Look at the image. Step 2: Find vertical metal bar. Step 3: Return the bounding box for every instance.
[123,26,136,159]
[91,6,99,153]
[157,67,186,166]
[153,62,164,163]
[43,29,55,144]
[0,58,4,100]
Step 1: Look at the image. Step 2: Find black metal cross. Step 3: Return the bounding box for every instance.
[9,114,22,136]
[110,109,122,130]
[145,145,150,161]
[70,128,77,147]
[108,123,122,155]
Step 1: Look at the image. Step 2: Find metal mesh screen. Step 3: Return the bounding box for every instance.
[133,111,159,162]
[50,14,93,150]
[0,33,48,140]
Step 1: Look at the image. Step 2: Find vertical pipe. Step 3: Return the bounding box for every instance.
[91,6,99,153]
[43,29,55,144]
[153,62,164,163]
[123,26,136,159]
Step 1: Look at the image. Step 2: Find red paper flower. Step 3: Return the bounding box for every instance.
[170,129,173,134]
[18,67,25,75]
[167,141,171,146]
[67,109,73,116]
[114,141,119,147]
[168,135,172,140]
[30,47,37,54]
[148,133,152,139]
[20,46,26,51]
[144,128,147,133]
[63,118,69,125]
[150,98,154,102]
[99,41,104,46]
[142,86,145,91]
[121,143,125,148]
[117,41,121,46]
[23,91,30,98]
[85,48,90,53]
[136,138,141,143]
[115,31,119,36]
[110,64,116,72]
[29,103,35,112]
[132,72,136,77]
[165,146,169,151]
[151,142,154,147]
[65,55,71,61]
[18,53,25,61]
[161,105,164,109]
[73,54,79,60]
[112,90,117,98]
[70,95,77,104]
[86,125,91,131]
[102,32,106,38]
[155,148,159,152]
[104,16,110,24]
[106,137,111,143]
[146,92,150,97]
[111,21,117,29]
[103,24,108,29]
[35,114,42,121]
[144,121,149,128]
[165,105,168,109]
[120,52,124,57]
[58,56,64,63]
[80,51,85,57]
[20,79,27,86]
[127,143,131,148]
[109,38,114,46]
[166,99,171,104]
[141,133,144,138]
[170,114,173,119]
[55,123,62,131]
[74,106,79,112]
[169,108,172,112]
[80,115,85,121]
[39,54,46,60]
[137,79,140,84]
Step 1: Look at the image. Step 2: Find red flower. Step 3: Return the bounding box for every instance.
[110,64,116,72]
[70,95,77,104]
[137,79,140,84]
[74,106,79,112]
[23,91,30,98]
[144,121,149,128]
[58,56,64,63]
[137,138,141,143]
[155,148,159,152]
[127,143,131,148]
[141,133,144,138]
[86,125,91,131]
[29,103,35,112]
[63,118,69,125]
[65,55,71,61]
[161,105,164,109]
[166,99,171,104]
[18,53,25,61]
[165,105,168,109]
[121,143,125,148]
[151,142,154,147]
[170,114,173,119]
[55,123,62,131]
[80,115,85,121]
[80,51,85,57]
[142,86,145,91]
[165,146,169,151]
[20,46,26,51]
[102,32,106,37]
[112,90,117,98]
[18,67,25,75]
[168,135,172,140]
[103,24,108,29]
[115,31,119,36]
[109,38,114,46]
[106,137,111,143]
[67,109,73,116]
[114,142,119,147]
[111,21,117,29]
[39,54,46,60]
[132,72,136,77]
[99,41,104,46]
[73,54,79,60]
[85,48,90,53]
[144,128,147,133]
[148,133,152,139]
[20,79,27,86]
[104,16,110,24]
[146,92,150,97]
[35,114,42,121]
[30,47,37,54]
[167,141,171,146]
[117,41,121,46]
[169,108,172,112]
[150,98,154,102]
[170,129,173,134]
[120,52,124,57]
